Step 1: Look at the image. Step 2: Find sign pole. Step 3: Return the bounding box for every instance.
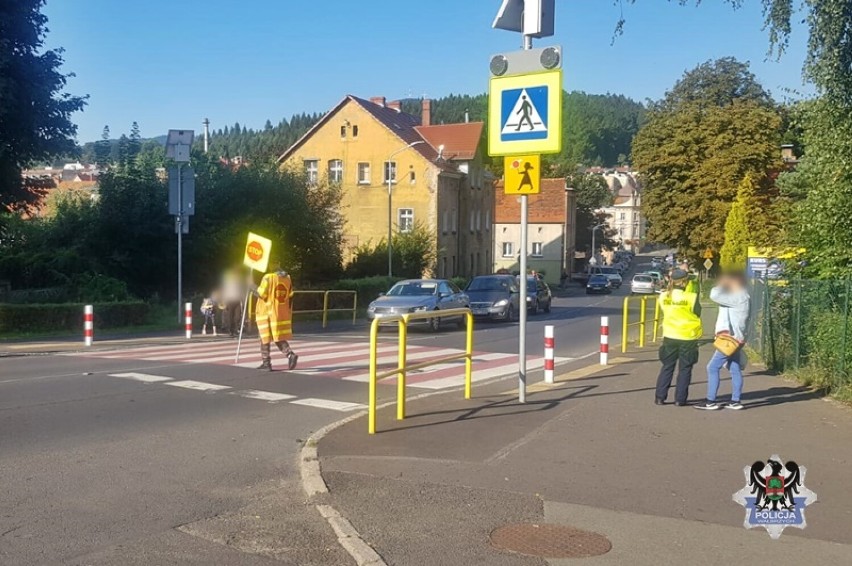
[517,33,533,404]
[177,162,183,324]
[234,287,251,364]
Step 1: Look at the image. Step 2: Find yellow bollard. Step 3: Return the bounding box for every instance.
[322,291,330,328]
[352,293,358,326]
[653,296,661,343]
[622,297,630,353]
[368,319,379,434]
[464,312,473,399]
[397,318,408,420]
[639,296,647,348]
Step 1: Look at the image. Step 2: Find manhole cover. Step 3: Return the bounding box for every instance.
[490,523,612,558]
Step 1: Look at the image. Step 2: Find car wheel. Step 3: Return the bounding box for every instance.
[543,299,551,313]
[428,310,440,332]
[586,290,591,295]
[505,304,515,322]
[530,300,539,315]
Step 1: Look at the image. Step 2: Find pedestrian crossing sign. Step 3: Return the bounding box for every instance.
[489,69,562,156]
[503,155,540,194]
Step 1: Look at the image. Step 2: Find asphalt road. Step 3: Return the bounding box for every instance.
[0,269,636,564]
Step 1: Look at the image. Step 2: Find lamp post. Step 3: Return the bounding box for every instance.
[387,141,425,277]
[590,223,605,266]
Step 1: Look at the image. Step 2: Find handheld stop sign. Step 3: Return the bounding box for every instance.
[243,232,272,273]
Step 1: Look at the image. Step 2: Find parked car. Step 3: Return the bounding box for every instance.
[597,267,623,288]
[366,279,469,331]
[586,274,612,294]
[465,275,520,322]
[631,274,657,295]
[519,275,552,314]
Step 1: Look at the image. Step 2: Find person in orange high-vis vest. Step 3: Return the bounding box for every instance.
[252,259,298,371]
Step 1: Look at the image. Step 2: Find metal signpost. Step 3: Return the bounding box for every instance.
[166,130,194,323]
[491,0,561,403]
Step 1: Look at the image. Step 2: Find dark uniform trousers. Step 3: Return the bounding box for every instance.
[655,337,700,404]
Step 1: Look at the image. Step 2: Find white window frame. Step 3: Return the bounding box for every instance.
[357,162,371,185]
[502,242,514,258]
[383,161,397,184]
[398,208,414,233]
[328,159,343,183]
[531,242,543,257]
[304,159,319,184]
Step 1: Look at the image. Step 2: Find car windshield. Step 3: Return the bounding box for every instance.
[589,276,608,283]
[634,276,653,283]
[600,268,617,274]
[467,277,512,292]
[387,282,437,296]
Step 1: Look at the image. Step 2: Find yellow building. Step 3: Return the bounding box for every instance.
[278,95,493,279]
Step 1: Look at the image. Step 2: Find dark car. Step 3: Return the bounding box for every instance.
[586,274,612,294]
[519,275,552,314]
[465,275,520,322]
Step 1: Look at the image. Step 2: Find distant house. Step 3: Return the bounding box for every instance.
[278,95,494,278]
[493,178,577,285]
[591,168,646,253]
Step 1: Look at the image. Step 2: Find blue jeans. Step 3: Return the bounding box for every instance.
[706,349,744,402]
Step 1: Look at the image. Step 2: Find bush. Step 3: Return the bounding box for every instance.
[451,276,469,290]
[0,301,150,333]
[331,276,400,306]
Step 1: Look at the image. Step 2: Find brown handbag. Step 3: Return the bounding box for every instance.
[714,333,741,357]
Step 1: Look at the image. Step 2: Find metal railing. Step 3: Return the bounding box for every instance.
[290,290,357,328]
[621,295,662,353]
[368,308,474,434]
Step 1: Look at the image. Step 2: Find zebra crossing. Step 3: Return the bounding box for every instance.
[70,338,569,391]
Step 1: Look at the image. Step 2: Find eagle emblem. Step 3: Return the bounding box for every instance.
[733,454,817,539]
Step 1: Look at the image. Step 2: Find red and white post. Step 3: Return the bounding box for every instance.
[600,316,609,365]
[84,305,93,346]
[184,302,192,339]
[544,325,555,384]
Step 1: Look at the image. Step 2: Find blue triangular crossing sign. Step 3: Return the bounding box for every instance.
[500,85,549,141]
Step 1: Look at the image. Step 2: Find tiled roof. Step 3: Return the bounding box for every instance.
[495,178,567,224]
[415,122,484,161]
[277,95,458,171]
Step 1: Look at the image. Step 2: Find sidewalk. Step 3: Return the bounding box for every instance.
[0,318,366,356]
[316,345,852,565]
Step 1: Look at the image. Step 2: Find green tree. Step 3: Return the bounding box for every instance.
[0,0,87,209]
[720,176,755,271]
[95,125,111,167]
[566,171,617,252]
[128,121,142,161]
[632,58,782,262]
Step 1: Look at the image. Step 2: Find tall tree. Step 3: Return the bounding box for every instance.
[128,121,142,161]
[720,176,755,271]
[95,125,111,167]
[632,58,782,261]
[0,0,87,209]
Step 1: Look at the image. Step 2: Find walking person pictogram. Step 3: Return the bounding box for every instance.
[515,95,535,131]
[518,162,534,191]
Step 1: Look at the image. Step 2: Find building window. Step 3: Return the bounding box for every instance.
[353,125,359,137]
[409,167,416,184]
[476,210,482,232]
[502,242,514,257]
[452,211,458,233]
[340,125,346,138]
[383,161,397,184]
[304,159,318,184]
[328,159,343,183]
[469,211,475,233]
[485,210,491,231]
[442,211,449,234]
[619,212,626,220]
[398,208,414,232]
[357,162,370,185]
[531,242,543,257]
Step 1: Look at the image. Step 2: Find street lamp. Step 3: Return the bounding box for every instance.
[590,223,605,266]
[387,141,425,277]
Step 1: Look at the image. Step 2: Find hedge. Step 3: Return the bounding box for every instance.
[331,276,401,306]
[0,302,150,333]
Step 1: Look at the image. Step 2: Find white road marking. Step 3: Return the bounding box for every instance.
[165,380,232,392]
[289,398,366,412]
[109,372,174,383]
[233,390,297,402]
[410,357,571,390]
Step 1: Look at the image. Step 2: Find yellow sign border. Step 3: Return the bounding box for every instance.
[488,69,563,157]
[243,231,272,273]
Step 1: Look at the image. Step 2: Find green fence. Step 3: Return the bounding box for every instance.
[750,278,852,395]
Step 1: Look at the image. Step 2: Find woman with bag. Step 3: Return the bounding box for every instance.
[695,273,750,410]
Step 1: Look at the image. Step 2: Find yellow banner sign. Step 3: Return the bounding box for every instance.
[503,155,541,194]
[243,232,272,272]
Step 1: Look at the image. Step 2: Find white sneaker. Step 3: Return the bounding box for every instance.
[694,402,721,410]
[725,402,744,410]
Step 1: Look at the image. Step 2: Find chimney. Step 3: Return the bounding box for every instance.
[370,96,386,107]
[387,100,402,112]
[202,118,210,154]
[422,98,431,126]
[464,108,470,123]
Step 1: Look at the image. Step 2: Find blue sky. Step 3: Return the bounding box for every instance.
[42,0,811,143]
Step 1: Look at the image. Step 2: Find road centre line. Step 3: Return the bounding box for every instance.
[165,380,232,392]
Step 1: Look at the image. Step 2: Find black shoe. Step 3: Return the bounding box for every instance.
[288,353,298,370]
[654,398,666,405]
[256,360,272,371]
[675,401,687,407]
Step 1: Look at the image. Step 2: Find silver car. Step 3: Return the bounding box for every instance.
[631,274,657,295]
[366,279,469,331]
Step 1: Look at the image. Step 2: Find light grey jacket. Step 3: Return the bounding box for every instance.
[710,286,750,342]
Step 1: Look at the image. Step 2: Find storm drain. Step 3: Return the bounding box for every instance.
[490,523,612,559]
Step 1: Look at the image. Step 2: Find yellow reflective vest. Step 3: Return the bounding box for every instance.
[255,271,294,341]
[659,289,702,341]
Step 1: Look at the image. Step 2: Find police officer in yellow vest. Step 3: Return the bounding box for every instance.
[655,268,702,406]
[252,258,298,371]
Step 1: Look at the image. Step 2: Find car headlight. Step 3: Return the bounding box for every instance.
[412,306,428,312]
[526,296,532,302]
[368,304,376,311]
[494,299,508,307]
